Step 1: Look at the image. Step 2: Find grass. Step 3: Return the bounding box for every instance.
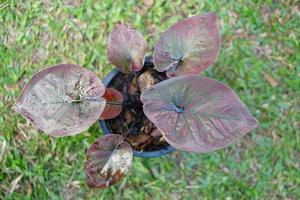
[0,0,299,199]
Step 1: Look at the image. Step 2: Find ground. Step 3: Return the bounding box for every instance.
[0,0,299,199]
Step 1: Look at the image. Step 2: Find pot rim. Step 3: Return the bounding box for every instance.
[98,56,175,158]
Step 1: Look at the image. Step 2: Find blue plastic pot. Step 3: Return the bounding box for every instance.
[99,57,175,158]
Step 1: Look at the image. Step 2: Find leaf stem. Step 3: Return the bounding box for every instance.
[134,71,141,93]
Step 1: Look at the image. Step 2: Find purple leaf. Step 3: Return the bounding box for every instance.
[107,22,148,73]
[14,64,106,137]
[141,75,258,153]
[153,12,221,78]
[85,134,133,188]
[100,88,124,120]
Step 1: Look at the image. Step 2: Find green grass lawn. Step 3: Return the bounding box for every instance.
[0,0,299,199]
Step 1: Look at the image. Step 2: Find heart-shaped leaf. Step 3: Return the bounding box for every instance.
[100,88,124,120]
[141,75,258,153]
[107,22,148,73]
[85,134,133,188]
[153,12,221,78]
[14,64,106,137]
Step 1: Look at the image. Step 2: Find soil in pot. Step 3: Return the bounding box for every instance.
[105,64,169,152]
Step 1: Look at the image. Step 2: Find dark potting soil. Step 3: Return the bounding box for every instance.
[105,64,169,152]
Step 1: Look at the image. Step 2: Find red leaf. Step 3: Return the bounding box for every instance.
[141,75,258,153]
[107,23,148,73]
[154,12,221,78]
[100,88,124,120]
[85,134,133,188]
[14,64,106,137]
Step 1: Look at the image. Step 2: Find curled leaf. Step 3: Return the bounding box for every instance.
[153,12,221,78]
[100,88,124,120]
[137,70,155,92]
[107,23,148,73]
[85,134,133,188]
[14,64,106,137]
[141,75,258,153]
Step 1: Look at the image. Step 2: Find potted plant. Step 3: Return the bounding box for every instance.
[14,12,258,189]
[99,56,176,158]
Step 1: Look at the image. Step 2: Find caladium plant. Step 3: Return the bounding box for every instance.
[14,12,258,189]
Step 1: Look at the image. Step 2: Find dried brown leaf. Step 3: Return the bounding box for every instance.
[263,73,278,87]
